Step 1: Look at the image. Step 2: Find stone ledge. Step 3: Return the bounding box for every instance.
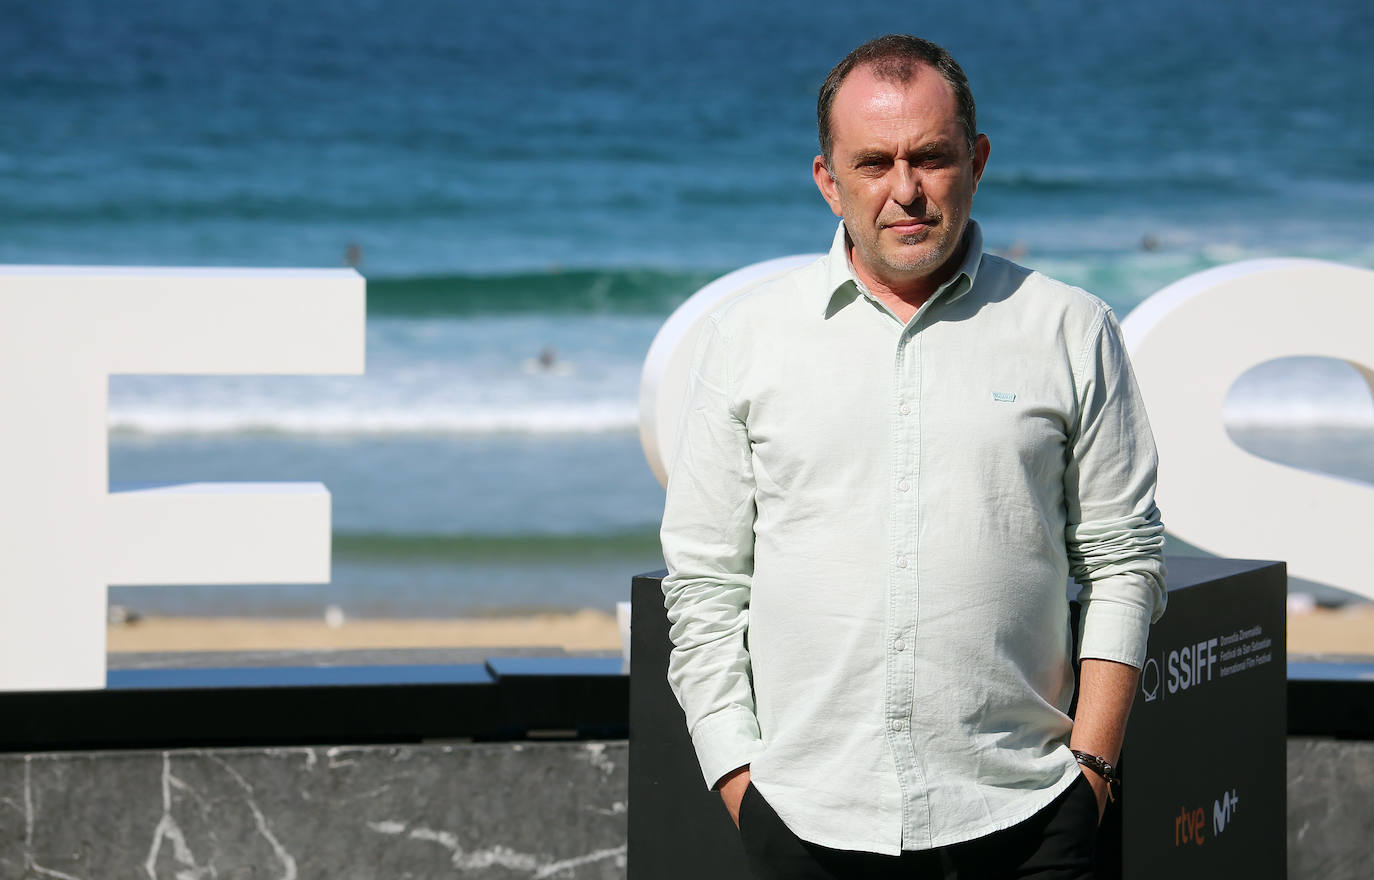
[0,740,628,879]
[1288,736,1374,880]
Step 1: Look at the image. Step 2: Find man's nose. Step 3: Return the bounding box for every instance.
[889,162,921,206]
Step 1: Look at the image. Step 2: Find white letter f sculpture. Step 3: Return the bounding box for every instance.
[0,267,365,691]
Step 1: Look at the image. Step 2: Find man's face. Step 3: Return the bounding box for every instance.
[813,64,990,291]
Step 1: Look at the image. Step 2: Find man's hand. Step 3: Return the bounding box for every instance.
[1080,767,1110,822]
[717,765,752,828]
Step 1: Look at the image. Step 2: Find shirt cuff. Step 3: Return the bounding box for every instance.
[690,706,766,789]
[1077,596,1154,669]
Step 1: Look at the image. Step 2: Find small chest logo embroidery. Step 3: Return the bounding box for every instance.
[991,391,1017,403]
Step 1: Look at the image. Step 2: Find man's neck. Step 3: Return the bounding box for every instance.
[849,230,970,324]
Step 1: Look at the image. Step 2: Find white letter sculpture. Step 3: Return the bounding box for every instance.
[0,267,365,691]
[639,255,816,486]
[1121,259,1374,602]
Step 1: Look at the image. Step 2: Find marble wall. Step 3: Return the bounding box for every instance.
[0,741,628,879]
[1287,737,1374,880]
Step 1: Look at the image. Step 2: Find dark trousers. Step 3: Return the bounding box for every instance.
[738,774,1099,880]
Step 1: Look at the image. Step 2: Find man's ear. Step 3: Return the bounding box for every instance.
[813,155,844,218]
[970,134,991,192]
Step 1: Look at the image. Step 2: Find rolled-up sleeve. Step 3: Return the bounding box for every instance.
[1065,308,1167,669]
[660,315,765,788]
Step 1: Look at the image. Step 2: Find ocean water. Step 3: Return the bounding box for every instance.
[3,0,1370,615]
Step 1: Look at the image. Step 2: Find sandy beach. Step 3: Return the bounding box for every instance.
[1285,604,1374,656]
[105,605,1374,657]
[107,608,623,654]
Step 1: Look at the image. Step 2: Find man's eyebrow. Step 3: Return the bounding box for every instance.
[906,141,956,160]
[850,149,892,165]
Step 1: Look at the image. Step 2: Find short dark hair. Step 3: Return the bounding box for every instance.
[817,35,978,166]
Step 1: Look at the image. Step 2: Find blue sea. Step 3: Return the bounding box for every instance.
[3,0,1371,615]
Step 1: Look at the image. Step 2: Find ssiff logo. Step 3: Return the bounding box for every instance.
[1143,638,1220,703]
[1174,788,1240,847]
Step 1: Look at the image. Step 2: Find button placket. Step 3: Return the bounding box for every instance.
[885,326,926,846]
[897,324,934,845]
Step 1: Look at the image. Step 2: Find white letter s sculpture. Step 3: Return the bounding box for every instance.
[1120,259,1374,603]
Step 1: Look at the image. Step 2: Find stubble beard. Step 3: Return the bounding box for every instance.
[875,208,964,279]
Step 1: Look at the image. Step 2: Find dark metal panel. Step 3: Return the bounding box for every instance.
[1113,559,1288,880]
[1288,660,1374,737]
[0,655,629,752]
[628,570,753,880]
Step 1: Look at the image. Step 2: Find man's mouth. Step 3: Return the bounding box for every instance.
[883,217,936,233]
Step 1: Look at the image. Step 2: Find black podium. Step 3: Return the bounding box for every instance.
[629,556,1286,880]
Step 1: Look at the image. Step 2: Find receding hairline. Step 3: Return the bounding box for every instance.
[825,62,965,155]
[817,35,978,166]
[865,54,929,88]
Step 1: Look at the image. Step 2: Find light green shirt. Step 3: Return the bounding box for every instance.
[660,220,1166,855]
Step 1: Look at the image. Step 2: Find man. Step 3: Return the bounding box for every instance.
[660,34,1166,880]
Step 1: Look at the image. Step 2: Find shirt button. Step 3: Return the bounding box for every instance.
[896,556,909,569]
[894,639,905,652]
[891,719,905,732]
[897,479,910,492]
[898,402,911,415]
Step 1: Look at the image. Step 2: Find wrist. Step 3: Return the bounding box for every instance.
[715,764,750,791]
[1071,749,1121,803]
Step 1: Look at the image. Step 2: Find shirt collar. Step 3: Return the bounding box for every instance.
[822,219,985,318]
